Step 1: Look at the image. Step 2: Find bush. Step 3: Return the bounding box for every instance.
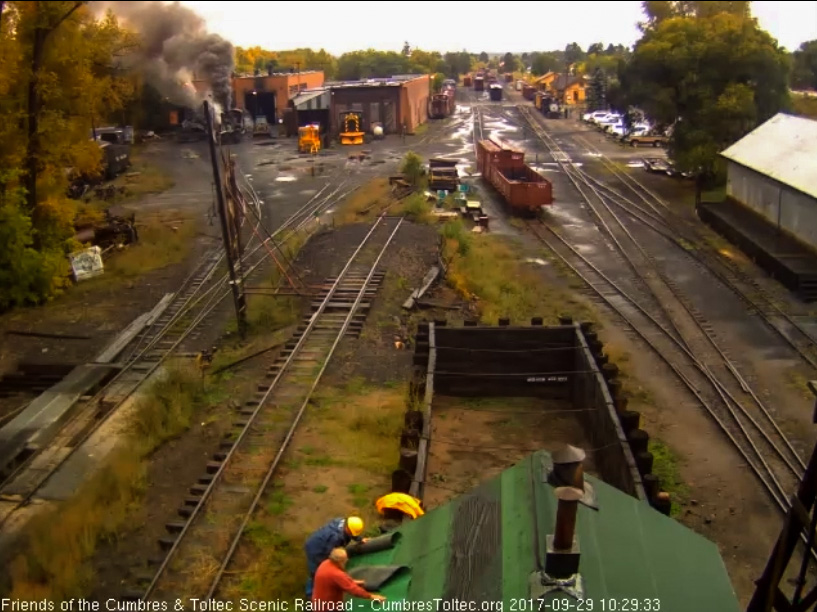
[0,191,70,311]
[400,151,424,187]
[401,193,432,224]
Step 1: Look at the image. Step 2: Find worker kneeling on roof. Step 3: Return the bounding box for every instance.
[304,516,368,598]
[312,547,386,609]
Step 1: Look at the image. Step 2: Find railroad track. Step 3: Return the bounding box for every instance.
[130,214,403,604]
[518,105,808,521]
[564,131,817,370]
[0,170,360,532]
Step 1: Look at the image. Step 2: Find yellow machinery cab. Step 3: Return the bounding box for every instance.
[339,111,364,145]
[298,123,321,154]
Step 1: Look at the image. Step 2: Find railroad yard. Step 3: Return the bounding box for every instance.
[1,70,817,608]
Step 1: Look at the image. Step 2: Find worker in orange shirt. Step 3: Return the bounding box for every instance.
[312,548,386,608]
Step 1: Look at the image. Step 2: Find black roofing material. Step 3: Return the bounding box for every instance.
[347,565,408,591]
[347,532,401,556]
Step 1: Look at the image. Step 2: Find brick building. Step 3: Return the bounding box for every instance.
[193,70,325,124]
[326,74,430,136]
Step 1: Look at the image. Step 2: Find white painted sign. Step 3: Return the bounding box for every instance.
[69,246,104,282]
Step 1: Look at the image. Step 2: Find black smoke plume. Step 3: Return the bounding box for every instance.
[90,1,234,110]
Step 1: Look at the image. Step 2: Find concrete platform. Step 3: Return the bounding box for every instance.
[0,294,174,476]
[0,364,119,473]
[697,198,817,302]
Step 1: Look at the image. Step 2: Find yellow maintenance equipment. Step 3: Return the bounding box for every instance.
[298,124,321,154]
[339,111,364,145]
[376,493,425,520]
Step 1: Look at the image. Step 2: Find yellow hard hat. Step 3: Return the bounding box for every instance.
[346,516,364,537]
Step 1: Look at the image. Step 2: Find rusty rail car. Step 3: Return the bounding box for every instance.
[476,138,553,215]
[429,88,455,119]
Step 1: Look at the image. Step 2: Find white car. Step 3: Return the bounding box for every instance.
[596,113,622,128]
[584,110,610,123]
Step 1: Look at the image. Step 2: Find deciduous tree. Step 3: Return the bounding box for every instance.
[624,11,790,191]
[792,40,817,90]
[0,2,136,308]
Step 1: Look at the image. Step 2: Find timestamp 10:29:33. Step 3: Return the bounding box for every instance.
[512,598,662,611]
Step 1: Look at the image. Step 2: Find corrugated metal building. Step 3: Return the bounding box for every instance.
[721,113,817,252]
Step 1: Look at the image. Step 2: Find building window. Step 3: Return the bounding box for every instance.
[289,85,299,95]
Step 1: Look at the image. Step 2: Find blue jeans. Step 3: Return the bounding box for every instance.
[305,556,321,598]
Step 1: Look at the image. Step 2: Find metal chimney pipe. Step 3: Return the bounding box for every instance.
[571,462,584,489]
[553,487,584,550]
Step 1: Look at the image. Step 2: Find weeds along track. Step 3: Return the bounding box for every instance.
[568,130,817,370]
[0,171,358,531]
[518,105,807,521]
[135,215,404,603]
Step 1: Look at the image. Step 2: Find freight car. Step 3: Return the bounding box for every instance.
[463,75,472,87]
[429,90,454,119]
[474,76,485,92]
[476,138,553,216]
[522,85,536,101]
[488,84,503,102]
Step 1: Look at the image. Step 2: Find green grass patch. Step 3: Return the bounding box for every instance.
[440,219,593,324]
[6,362,226,599]
[333,178,397,225]
[103,211,196,278]
[648,438,689,517]
[113,152,175,201]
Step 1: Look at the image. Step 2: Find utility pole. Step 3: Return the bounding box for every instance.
[203,100,247,337]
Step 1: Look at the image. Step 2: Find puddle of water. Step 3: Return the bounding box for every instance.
[627,161,645,168]
[574,244,597,255]
[275,176,297,182]
[586,152,603,158]
[526,258,548,266]
[548,205,589,227]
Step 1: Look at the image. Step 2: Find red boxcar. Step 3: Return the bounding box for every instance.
[476,138,553,215]
[463,75,472,87]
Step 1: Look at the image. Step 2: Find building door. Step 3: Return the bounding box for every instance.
[370,102,381,126]
[383,100,396,133]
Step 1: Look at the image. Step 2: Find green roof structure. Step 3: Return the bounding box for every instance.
[347,451,740,611]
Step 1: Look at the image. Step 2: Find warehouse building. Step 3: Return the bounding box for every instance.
[324,74,430,136]
[697,113,817,301]
[721,113,817,251]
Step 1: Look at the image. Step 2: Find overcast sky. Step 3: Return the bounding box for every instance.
[180,0,816,54]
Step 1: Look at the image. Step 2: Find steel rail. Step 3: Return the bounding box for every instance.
[142,215,399,600]
[205,216,405,598]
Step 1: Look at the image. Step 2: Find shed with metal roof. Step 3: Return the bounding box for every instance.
[346,450,740,611]
[720,112,817,252]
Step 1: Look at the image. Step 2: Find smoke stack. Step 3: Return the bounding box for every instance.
[545,487,582,579]
[550,445,586,490]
